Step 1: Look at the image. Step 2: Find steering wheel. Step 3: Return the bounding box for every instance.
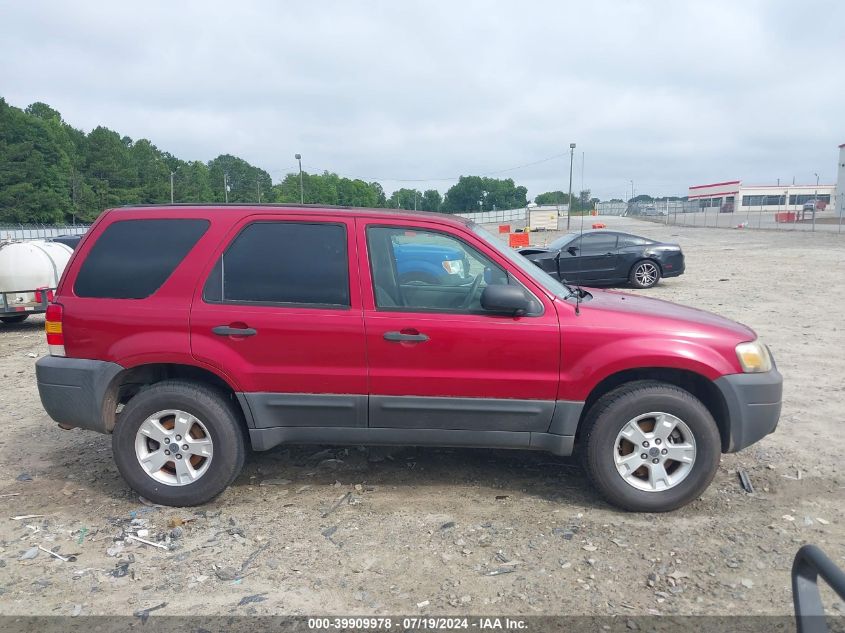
[459,274,484,309]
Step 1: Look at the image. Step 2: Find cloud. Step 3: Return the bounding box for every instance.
[1,0,842,200]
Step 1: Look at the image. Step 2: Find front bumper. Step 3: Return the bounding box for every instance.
[714,366,783,452]
[36,356,123,433]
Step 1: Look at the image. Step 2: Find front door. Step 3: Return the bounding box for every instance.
[190,215,367,429]
[558,232,619,283]
[359,220,561,432]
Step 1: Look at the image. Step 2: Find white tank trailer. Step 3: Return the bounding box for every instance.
[0,240,72,323]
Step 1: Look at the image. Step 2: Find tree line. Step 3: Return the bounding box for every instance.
[1,98,604,225]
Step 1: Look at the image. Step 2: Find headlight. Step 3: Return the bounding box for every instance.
[736,341,773,373]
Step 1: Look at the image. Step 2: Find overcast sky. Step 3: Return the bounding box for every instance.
[1,0,842,201]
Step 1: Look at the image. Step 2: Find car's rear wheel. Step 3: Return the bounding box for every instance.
[112,381,246,506]
[581,381,721,512]
[0,314,29,324]
[629,259,661,288]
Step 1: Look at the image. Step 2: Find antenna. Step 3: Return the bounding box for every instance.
[574,152,586,315]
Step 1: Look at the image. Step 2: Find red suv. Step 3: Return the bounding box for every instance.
[35,205,782,511]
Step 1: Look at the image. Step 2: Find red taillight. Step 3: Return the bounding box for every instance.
[34,287,54,303]
[45,303,65,357]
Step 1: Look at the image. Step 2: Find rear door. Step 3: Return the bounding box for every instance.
[190,214,367,429]
[359,219,560,432]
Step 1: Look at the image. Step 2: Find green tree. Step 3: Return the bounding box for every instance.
[388,188,422,210]
[273,170,386,208]
[0,98,71,223]
[534,191,572,206]
[420,189,442,212]
[208,154,273,203]
[442,176,528,213]
[130,139,170,204]
[173,160,214,202]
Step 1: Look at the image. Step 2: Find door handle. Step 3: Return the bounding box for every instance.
[212,325,257,337]
[383,331,429,343]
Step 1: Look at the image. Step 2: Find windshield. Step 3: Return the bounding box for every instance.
[471,223,573,298]
[548,233,580,251]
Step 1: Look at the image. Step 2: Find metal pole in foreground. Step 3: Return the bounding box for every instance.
[170,171,175,203]
[295,154,303,204]
[567,143,576,230]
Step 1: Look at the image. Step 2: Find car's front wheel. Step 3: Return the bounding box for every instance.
[581,381,721,512]
[112,381,246,506]
[629,259,661,288]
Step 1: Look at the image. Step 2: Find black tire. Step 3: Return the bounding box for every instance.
[581,380,721,512]
[112,380,246,506]
[629,259,661,288]
[0,314,29,324]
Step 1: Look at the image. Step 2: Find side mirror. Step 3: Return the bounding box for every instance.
[480,285,532,316]
[567,246,579,256]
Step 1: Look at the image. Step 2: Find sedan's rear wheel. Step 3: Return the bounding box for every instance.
[629,260,661,288]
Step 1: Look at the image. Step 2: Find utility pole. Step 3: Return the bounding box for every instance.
[580,151,585,212]
[566,143,576,229]
[223,172,229,203]
[170,171,175,203]
[257,179,262,203]
[295,154,304,204]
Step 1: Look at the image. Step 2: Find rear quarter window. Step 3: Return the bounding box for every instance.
[74,218,209,299]
[618,235,652,247]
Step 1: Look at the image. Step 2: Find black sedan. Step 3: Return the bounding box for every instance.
[517,230,684,288]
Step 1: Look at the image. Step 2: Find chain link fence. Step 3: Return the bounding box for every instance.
[627,199,844,234]
[0,224,90,241]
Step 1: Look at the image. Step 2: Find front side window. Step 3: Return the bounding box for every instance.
[75,218,209,299]
[204,221,349,308]
[579,233,618,253]
[366,226,537,314]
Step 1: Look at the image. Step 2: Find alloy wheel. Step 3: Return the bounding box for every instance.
[613,411,697,492]
[634,262,659,287]
[134,409,214,486]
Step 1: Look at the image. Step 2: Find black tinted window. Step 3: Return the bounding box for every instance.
[617,235,651,247]
[75,219,209,299]
[204,222,349,307]
[580,233,618,253]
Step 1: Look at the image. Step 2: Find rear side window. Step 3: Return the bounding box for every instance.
[74,219,209,299]
[618,235,651,247]
[203,222,349,308]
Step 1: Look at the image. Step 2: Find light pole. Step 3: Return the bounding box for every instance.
[566,143,576,229]
[170,170,176,203]
[223,172,229,204]
[295,153,304,204]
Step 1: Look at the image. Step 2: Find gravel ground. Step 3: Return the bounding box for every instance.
[0,218,843,617]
